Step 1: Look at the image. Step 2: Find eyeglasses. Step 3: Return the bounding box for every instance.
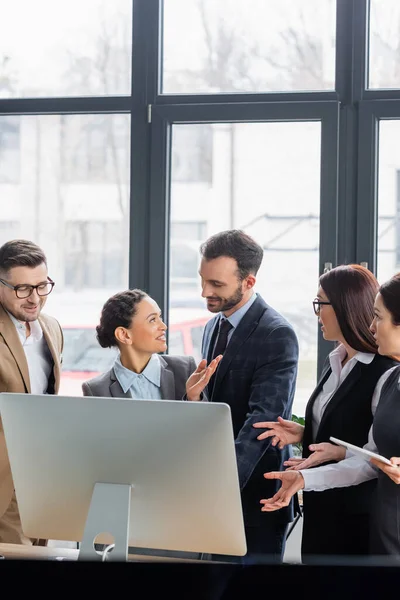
[312,298,332,316]
[0,277,55,299]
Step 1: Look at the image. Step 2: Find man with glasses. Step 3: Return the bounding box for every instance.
[0,239,63,544]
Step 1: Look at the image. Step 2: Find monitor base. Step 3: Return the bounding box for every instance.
[78,482,131,562]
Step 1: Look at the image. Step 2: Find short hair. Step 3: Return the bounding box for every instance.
[96,289,148,348]
[319,264,379,353]
[199,229,263,280]
[0,239,47,277]
[379,272,400,325]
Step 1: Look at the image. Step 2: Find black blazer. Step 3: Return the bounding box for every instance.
[202,294,299,527]
[301,352,398,556]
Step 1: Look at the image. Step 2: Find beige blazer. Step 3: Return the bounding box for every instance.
[0,303,63,544]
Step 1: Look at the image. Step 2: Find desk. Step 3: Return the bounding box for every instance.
[1,544,400,600]
[0,543,78,561]
[0,543,210,562]
[0,543,235,600]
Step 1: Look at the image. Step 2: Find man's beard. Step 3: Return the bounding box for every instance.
[8,303,43,322]
[207,284,244,313]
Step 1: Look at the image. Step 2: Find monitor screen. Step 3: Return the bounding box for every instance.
[0,393,246,557]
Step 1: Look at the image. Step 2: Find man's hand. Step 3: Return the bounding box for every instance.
[260,470,305,511]
[185,355,222,401]
[283,442,346,470]
[370,456,400,484]
[252,416,304,449]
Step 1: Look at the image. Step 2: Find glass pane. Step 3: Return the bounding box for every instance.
[368,0,400,89]
[0,113,130,395]
[376,120,400,283]
[0,0,132,98]
[162,0,336,94]
[168,122,322,417]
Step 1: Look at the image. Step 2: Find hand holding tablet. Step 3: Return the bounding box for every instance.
[329,436,393,466]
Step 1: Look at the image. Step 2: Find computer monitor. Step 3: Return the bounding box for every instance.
[0,393,246,560]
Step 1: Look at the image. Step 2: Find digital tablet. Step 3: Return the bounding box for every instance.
[329,436,393,466]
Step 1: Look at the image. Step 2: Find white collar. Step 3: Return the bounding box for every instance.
[6,309,43,342]
[329,343,375,366]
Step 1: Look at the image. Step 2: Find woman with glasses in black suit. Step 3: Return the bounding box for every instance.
[253,264,399,561]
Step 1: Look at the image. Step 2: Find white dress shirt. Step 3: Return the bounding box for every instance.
[301,345,398,491]
[311,344,374,440]
[7,311,53,394]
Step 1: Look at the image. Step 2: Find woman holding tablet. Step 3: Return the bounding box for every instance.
[253,265,398,561]
[257,271,400,556]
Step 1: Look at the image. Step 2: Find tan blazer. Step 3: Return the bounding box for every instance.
[0,303,63,544]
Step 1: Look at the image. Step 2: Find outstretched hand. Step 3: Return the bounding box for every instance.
[252,416,304,449]
[260,470,305,512]
[186,355,223,401]
[283,442,346,470]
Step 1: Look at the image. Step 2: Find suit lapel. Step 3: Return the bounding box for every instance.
[211,297,267,400]
[0,304,30,393]
[109,368,132,399]
[317,361,363,435]
[39,317,61,393]
[159,356,175,400]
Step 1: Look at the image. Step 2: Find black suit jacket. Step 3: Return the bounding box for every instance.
[301,352,398,556]
[202,294,299,527]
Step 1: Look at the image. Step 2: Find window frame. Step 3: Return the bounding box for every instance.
[148,100,339,376]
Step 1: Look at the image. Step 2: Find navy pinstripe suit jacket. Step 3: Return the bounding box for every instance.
[202,294,299,527]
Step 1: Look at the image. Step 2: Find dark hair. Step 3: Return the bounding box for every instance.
[0,239,47,276]
[319,264,379,353]
[96,289,148,348]
[199,229,263,280]
[379,272,400,325]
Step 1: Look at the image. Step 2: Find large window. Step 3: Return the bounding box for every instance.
[1,0,400,418]
[60,114,130,183]
[168,121,322,416]
[0,0,132,98]
[0,113,130,396]
[162,0,336,93]
[0,116,19,182]
[376,120,400,282]
[368,0,400,90]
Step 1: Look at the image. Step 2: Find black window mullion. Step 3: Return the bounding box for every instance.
[0,96,130,115]
[155,91,338,106]
[335,1,368,270]
[129,0,160,290]
[353,0,369,102]
[151,100,339,124]
[356,102,379,272]
[147,109,171,314]
[318,102,340,376]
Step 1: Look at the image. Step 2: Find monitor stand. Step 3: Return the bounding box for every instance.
[78,482,132,562]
